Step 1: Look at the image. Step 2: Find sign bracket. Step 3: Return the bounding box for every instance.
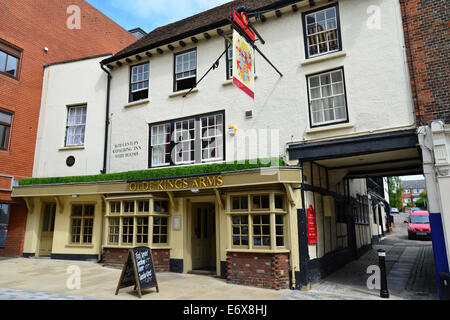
[227,16,283,78]
[182,42,231,98]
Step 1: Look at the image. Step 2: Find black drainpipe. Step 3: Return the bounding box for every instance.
[100,63,112,174]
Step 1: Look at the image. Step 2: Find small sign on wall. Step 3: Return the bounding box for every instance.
[172,216,181,230]
[307,205,318,245]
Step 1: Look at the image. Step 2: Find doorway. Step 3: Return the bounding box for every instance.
[39,203,56,257]
[190,203,216,274]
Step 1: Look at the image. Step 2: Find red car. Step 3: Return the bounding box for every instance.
[406,211,431,240]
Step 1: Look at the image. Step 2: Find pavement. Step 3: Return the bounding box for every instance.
[281,213,438,300]
[0,213,439,300]
[0,257,290,300]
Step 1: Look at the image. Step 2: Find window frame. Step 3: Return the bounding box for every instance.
[129,61,150,103]
[0,40,22,80]
[70,204,95,245]
[64,104,87,147]
[225,39,233,80]
[302,3,342,59]
[228,192,287,251]
[0,109,13,151]
[173,48,197,92]
[105,198,170,247]
[148,110,225,168]
[306,67,349,128]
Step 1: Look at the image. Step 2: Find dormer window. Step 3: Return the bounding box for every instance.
[129,62,149,102]
[174,49,197,92]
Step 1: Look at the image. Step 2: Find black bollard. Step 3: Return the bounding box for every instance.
[378,249,389,298]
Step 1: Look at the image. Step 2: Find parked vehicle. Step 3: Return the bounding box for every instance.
[390,207,399,214]
[405,211,431,240]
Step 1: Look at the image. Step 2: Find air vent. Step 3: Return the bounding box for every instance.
[245,110,253,119]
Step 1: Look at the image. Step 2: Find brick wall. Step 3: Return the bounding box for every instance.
[226,252,290,290]
[400,0,450,125]
[0,201,27,257]
[0,0,136,257]
[102,248,170,272]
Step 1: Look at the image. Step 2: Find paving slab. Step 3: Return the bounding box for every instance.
[0,258,290,300]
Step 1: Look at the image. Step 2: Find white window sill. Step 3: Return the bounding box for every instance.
[169,87,199,98]
[226,248,290,254]
[301,51,347,67]
[124,99,150,109]
[305,122,354,134]
[59,146,85,151]
[65,244,94,249]
[222,79,233,86]
[102,245,171,250]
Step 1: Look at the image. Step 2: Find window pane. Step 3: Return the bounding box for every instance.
[5,55,17,76]
[0,51,6,72]
[72,205,83,216]
[326,8,336,19]
[331,71,342,83]
[0,111,12,124]
[275,195,284,209]
[310,76,320,88]
[0,125,7,148]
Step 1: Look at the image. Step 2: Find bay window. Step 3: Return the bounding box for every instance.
[229,193,287,250]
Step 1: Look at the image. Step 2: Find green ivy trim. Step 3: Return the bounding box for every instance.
[19,158,286,186]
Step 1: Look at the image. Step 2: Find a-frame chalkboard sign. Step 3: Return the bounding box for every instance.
[115,246,159,298]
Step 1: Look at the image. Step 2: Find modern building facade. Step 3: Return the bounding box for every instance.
[11,0,412,290]
[0,0,136,257]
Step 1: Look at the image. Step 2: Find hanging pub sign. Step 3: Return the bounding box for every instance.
[115,246,159,298]
[232,11,256,99]
[233,29,255,99]
[307,205,318,245]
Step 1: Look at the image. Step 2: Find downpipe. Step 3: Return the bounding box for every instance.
[100,63,112,175]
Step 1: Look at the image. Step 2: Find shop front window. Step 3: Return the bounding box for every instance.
[106,199,170,247]
[232,215,249,247]
[229,193,287,250]
[253,215,271,247]
[70,204,94,244]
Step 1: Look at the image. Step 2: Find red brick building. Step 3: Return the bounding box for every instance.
[399,0,449,125]
[0,0,136,257]
[401,179,426,212]
[400,0,450,298]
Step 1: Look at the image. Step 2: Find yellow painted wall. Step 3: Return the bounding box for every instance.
[23,198,42,254]
[51,195,103,257]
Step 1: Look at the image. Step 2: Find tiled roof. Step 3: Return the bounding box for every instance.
[102,0,300,64]
[401,180,426,190]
